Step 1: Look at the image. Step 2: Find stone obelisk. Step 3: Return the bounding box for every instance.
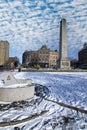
[59,19,70,69]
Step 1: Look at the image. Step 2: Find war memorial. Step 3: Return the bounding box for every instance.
[58,19,70,70]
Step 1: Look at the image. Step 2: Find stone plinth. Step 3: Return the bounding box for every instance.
[0,86,34,102]
[59,58,70,70]
[0,72,35,102]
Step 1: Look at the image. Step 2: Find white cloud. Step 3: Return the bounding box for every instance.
[0,0,87,61]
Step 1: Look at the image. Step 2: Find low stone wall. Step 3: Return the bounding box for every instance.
[0,85,34,102]
[22,69,87,72]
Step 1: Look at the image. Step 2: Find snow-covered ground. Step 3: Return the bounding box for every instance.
[15,72,87,108]
[0,72,87,130]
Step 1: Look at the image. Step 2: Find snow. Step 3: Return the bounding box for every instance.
[0,72,87,130]
[0,83,30,88]
[0,72,31,88]
[15,72,87,108]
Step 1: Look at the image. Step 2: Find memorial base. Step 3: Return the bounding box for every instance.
[59,59,70,70]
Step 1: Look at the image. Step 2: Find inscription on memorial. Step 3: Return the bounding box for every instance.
[62,62,69,66]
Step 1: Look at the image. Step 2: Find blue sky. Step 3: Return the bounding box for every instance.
[0,0,87,62]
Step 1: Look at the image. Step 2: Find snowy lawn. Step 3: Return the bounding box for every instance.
[15,72,87,108]
[0,72,87,130]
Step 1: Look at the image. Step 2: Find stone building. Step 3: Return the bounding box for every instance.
[0,41,9,66]
[7,57,19,69]
[78,43,87,69]
[22,45,58,68]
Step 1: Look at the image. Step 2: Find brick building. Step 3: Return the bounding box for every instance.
[22,45,58,68]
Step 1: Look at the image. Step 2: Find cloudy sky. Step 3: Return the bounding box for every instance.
[0,0,87,62]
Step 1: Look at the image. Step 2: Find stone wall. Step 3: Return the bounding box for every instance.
[0,86,34,102]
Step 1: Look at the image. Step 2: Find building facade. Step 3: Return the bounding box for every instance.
[78,43,87,69]
[22,45,58,68]
[0,41,9,66]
